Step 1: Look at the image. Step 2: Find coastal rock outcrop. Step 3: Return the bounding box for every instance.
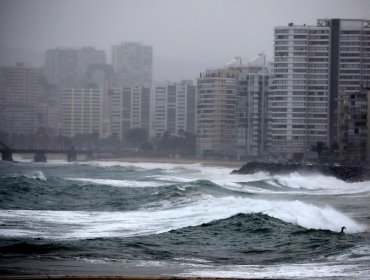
[231,161,370,182]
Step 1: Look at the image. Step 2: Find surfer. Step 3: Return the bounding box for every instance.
[340,226,346,233]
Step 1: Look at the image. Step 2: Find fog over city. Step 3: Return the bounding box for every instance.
[1,0,369,81]
[2,1,370,278]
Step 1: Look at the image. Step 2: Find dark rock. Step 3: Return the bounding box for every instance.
[231,161,370,182]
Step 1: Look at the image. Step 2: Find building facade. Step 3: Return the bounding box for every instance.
[84,64,115,138]
[77,47,107,87]
[270,19,370,158]
[60,89,103,137]
[0,63,45,135]
[337,88,369,163]
[152,81,196,137]
[0,63,42,104]
[197,57,269,160]
[368,89,370,162]
[45,47,106,89]
[108,87,151,140]
[270,22,330,158]
[236,60,269,159]
[324,19,370,145]
[0,105,39,135]
[197,69,237,159]
[111,42,153,87]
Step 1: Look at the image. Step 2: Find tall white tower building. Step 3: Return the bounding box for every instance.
[270,22,330,157]
[108,87,151,140]
[152,81,196,137]
[197,68,238,159]
[270,19,370,158]
[237,55,269,159]
[0,63,45,135]
[45,47,106,88]
[197,56,269,160]
[60,89,103,137]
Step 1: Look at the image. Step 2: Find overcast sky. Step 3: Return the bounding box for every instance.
[0,0,369,81]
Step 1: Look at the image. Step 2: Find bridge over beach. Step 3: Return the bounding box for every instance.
[0,140,93,162]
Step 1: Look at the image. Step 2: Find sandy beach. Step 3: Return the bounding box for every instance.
[14,153,246,168]
[97,156,245,168]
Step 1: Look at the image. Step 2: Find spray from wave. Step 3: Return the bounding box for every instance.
[0,194,365,240]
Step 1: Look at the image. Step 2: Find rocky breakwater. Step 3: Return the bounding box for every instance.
[231,161,370,182]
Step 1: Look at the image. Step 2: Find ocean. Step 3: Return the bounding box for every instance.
[0,158,369,279]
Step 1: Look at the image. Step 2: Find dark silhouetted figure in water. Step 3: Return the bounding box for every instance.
[340,226,346,233]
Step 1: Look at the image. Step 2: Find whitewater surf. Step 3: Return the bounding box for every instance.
[0,159,369,278]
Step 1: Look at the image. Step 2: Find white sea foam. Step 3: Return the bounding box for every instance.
[26,170,47,181]
[11,155,31,162]
[198,165,370,196]
[203,169,370,196]
[273,172,370,195]
[327,245,370,262]
[67,178,167,188]
[148,175,196,183]
[180,262,370,279]
[0,195,365,240]
[77,161,271,189]
[86,161,370,196]
[82,160,203,170]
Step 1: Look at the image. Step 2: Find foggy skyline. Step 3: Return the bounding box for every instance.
[1,0,369,81]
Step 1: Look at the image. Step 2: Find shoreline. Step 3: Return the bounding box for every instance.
[0,277,277,280]
[12,153,245,168]
[96,156,245,168]
[0,259,283,279]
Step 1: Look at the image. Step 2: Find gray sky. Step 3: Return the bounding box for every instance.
[0,0,369,81]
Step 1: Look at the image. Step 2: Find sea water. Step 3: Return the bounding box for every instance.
[0,158,369,278]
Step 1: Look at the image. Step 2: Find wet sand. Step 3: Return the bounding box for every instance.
[13,153,246,168]
[0,259,184,277]
[0,259,276,279]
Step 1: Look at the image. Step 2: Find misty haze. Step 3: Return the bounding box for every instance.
[1,0,370,279]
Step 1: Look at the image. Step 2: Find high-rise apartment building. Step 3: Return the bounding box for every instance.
[77,47,107,87]
[0,63,44,135]
[237,56,269,159]
[84,64,115,138]
[45,48,78,88]
[0,63,42,104]
[111,42,153,87]
[324,19,370,145]
[197,68,238,159]
[60,88,103,137]
[270,19,370,158]
[197,57,269,159]
[270,22,330,156]
[368,89,370,163]
[152,81,196,137]
[45,47,106,88]
[108,87,151,140]
[0,105,38,135]
[337,89,368,163]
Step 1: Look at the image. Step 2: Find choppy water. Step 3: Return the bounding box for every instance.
[0,158,370,279]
